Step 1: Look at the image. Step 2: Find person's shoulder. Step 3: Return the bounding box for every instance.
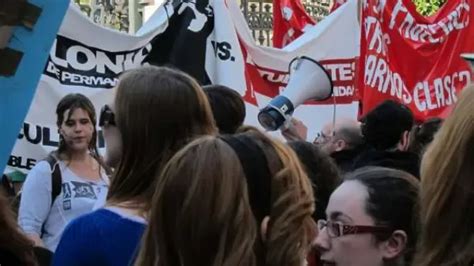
[67,208,145,242]
[68,208,137,229]
[22,160,55,187]
[98,208,147,235]
[29,160,53,175]
[74,208,113,221]
[63,209,111,235]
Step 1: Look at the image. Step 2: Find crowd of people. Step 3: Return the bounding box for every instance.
[0,65,473,266]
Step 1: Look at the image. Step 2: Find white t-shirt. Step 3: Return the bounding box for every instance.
[18,160,109,251]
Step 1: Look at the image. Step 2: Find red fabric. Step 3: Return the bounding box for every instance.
[330,0,347,13]
[272,0,315,48]
[358,0,474,121]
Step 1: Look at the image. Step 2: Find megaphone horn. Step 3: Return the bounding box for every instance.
[461,53,474,73]
[258,56,333,131]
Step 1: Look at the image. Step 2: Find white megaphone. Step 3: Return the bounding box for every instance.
[258,56,333,131]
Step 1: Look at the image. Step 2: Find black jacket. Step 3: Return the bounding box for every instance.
[352,149,420,178]
[331,147,364,174]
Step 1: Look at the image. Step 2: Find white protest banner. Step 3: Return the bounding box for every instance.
[5,0,360,178]
[223,0,360,137]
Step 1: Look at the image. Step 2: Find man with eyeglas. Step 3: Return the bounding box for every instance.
[313,118,365,173]
[281,117,364,173]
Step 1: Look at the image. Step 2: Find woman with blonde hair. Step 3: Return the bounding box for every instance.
[414,85,474,266]
[53,66,216,266]
[135,128,315,266]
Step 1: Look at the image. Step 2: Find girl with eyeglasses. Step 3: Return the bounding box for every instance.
[18,93,110,252]
[314,167,419,266]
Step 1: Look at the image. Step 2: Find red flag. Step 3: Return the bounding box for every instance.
[358,0,474,121]
[272,0,315,48]
[330,0,347,13]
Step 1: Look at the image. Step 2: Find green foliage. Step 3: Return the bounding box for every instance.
[413,0,447,16]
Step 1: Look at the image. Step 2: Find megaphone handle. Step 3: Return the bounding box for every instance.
[281,115,292,130]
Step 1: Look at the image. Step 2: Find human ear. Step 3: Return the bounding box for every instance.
[380,230,407,260]
[398,131,410,151]
[334,139,346,151]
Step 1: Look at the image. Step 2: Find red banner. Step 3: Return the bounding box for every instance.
[272,0,315,48]
[358,0,474,121]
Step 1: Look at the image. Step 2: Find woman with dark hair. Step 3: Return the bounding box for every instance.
[287,141,341,221]
[287,141,341,266]
[18,93,109,252]
[135,128,315,266]
[315,167,419,266]
[53,66,217,266]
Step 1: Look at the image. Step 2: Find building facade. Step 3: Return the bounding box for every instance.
[73,0,333,46]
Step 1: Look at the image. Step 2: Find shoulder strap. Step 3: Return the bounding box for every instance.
[45,155,61,207]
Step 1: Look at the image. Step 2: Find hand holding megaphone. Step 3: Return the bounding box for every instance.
[257,56,333,131]
[281,118,308,141]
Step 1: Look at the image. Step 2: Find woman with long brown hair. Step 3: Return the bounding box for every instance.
[135,128,315,266]
[53,66,216,266]
[18,93,109,252]
[414,86,474,266]
[137,136,257,266]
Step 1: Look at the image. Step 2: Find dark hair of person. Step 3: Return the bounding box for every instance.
[232,127,315,266]
[345,167,419,265]
[203,84,246,134]
[361,100,414,150]
[55,93,99,158]
[408,117,443,155]
[287,141,341,220]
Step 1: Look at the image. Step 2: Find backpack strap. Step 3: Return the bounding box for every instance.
[44,155,61,207]
[39,155,62,238]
